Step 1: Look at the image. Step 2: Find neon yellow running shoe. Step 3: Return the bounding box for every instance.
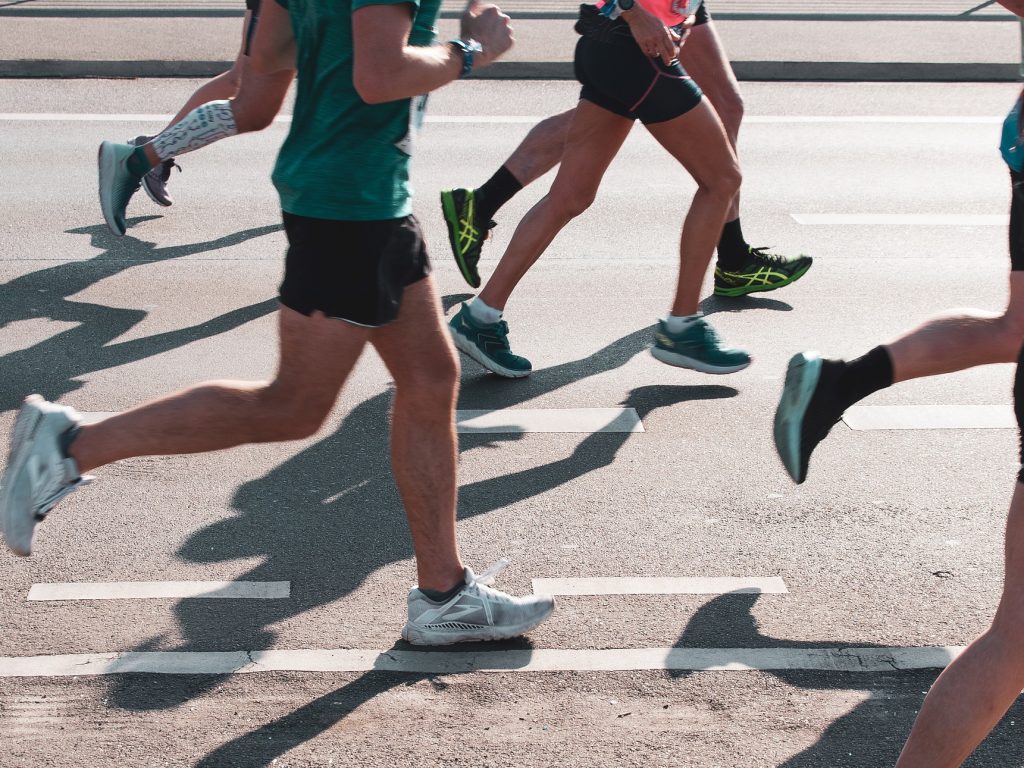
[440,188,494,289]
[714,247,813,297]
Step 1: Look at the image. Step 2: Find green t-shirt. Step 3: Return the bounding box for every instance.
[272,0,441,221]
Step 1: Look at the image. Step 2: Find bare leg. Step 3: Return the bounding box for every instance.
[886,273,1024,384]
[644,99,741,315]
[370,277,464,592]
[477,101,633,311]
[678,19,744,221]
[895,482,1024,768]
[68,306,369,472]
[230,58,295,133]
[161,10,252,129]
[503,109,575,187]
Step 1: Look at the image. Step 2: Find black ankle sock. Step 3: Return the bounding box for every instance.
[716,218,749,270]
[420,579,466,604]
[834,346,894,412]
[474,165,523,223]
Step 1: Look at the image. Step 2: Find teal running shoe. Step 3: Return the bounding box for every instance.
[98,141,144,236]
[773,351,843,484]
[650,317,751,374]
[448,303,531,378]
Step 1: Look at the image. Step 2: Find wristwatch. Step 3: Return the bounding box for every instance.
[617,0,636,11]
[449,38,483,78]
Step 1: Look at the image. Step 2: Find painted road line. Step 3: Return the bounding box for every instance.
[457,408,643,434]
[79,409,645,434]
[792,214,1008,226]
[531,577,788,595]
[844,405,1015,430]
[0,646,963,677]
[0,114,1006,125]
[27,581,291,601]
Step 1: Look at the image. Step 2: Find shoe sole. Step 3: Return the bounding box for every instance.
[713,262,813,297]
[774,351,822,484]
[401,604,555,646]
[97,142,126,236]
[440,191,481,289]
[649,345,751,374]
[1,396,45,556]
[141,175,173,208]
[449,325,531,379]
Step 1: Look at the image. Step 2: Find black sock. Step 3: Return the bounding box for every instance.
[716,218,749,270]
[420,579,466,604]
[474,165,523,223]
[834,346,894,412]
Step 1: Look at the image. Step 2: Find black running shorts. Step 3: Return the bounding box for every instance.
[1011,170,1024,271]
[243,0,261,57]
[279,213,431,327]
[1015,340,1024,483]
[574,30,703,125]
[694,0,710,25]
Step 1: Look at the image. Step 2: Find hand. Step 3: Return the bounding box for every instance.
[460,0,514,68]
[622,4,683,65]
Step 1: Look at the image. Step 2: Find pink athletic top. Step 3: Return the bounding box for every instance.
[596,0,698,27]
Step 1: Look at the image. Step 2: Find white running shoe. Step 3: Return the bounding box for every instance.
[1,396,93,556]
[402,561,555,646]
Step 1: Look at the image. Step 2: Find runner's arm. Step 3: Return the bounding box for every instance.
[248,0,296,73]
[998,0,1024,16]
[353,0,512,104]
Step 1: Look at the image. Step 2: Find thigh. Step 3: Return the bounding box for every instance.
[678,20,740,122]
[547,99,634,201]
[369,275,457,384]
[273,303,370,410]
[644,97,737,187]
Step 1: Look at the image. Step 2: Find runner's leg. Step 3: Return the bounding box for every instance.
[477,100,633,311]
[67,306,368,473]
[370,276,463,593]
[644,98,741,315]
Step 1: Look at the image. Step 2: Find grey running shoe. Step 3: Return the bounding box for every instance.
[98,141,143,236]
[1,396,93,556]
[402,561,555,646]
[130,135,178,207]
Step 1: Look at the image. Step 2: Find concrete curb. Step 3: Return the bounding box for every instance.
[1,59,1019,81]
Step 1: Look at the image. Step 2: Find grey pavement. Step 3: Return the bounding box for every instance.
[0,0,1022,80]
[1,78,1023,765]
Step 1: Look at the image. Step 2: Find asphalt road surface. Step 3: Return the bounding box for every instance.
[1,79,1023,767]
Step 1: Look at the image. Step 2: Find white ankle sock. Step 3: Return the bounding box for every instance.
[469,297,502,325]
[152,100,238,161]
[663,312,702,334]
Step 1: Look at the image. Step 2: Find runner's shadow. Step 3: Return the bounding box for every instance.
[0,221,281,411]
[106,318,734,714]
[700,294,792,316]
[668,593,1024,766]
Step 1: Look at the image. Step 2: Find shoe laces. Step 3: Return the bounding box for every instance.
[472,558,510,587]
[748,246,788,265]
[157,159,180,183]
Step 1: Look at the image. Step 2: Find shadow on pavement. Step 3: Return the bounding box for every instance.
[671,592,1024,767]
[106,313,738,763]
[700,293,793,316]
[0,221,281,412]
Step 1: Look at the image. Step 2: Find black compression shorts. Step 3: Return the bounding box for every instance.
[1010,170,1024,271]
[574,17,703,125]
[1015,340,1024,483]
[694,0,709,25]
[279,213,432,327]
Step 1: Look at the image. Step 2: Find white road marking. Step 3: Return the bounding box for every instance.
[80,409,645,434]
[844,405,1015,430]
[27,581,290,601]
[792,214,1008,226]
[531,577,788,595]
[0,646,963,677]
[0,113,1005,125]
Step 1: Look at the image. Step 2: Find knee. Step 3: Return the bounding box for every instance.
[715,91,745,136]
[702,163,742,203]
[551,186,598,220]
[233,100,277,134]
[394,348,460,409]
[258,386,333,441]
